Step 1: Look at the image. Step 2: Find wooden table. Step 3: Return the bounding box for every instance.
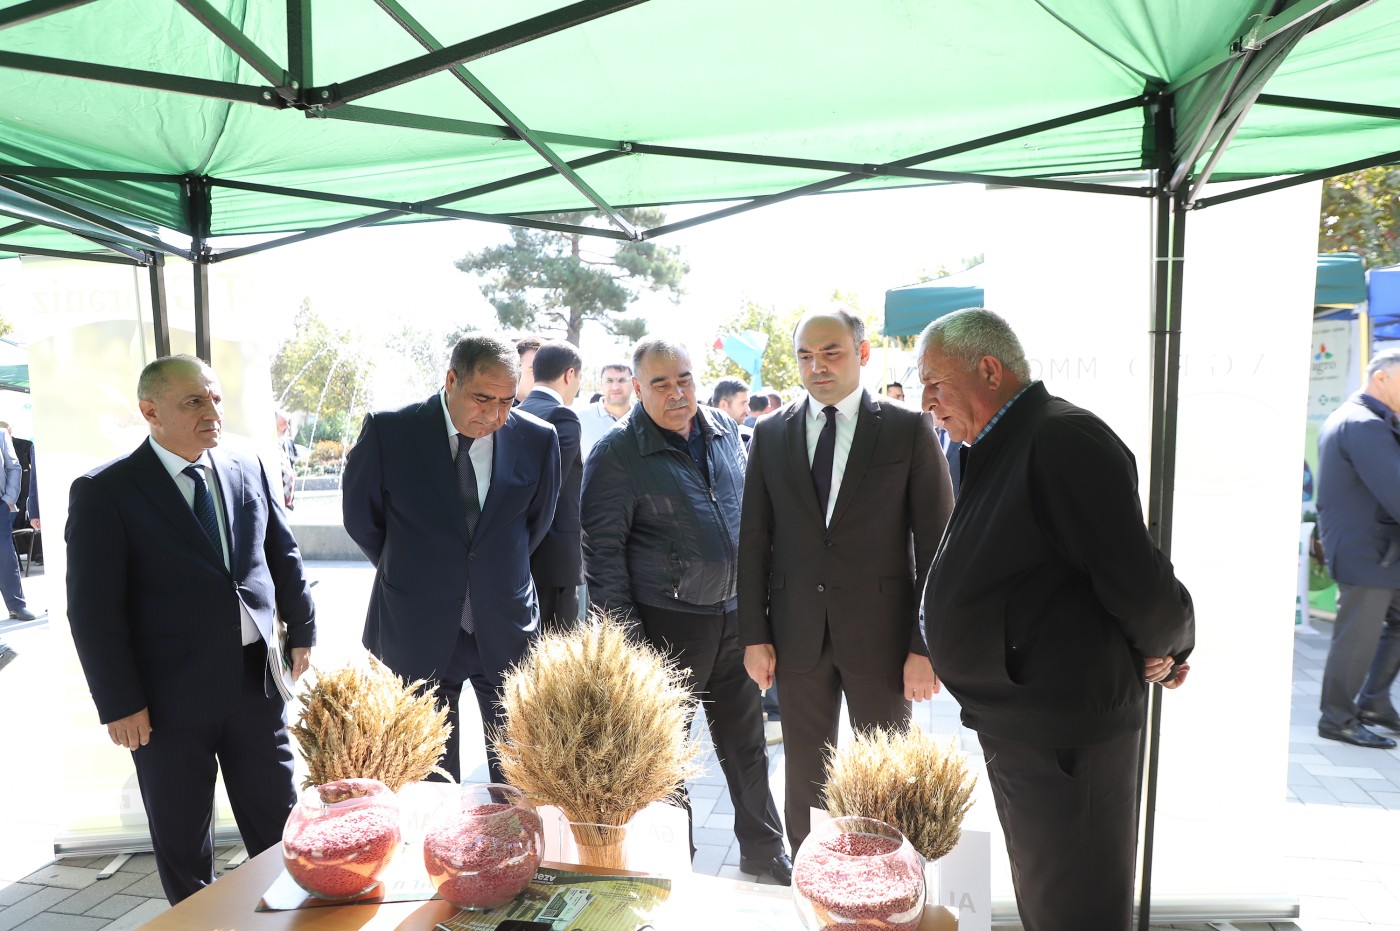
[137,846,958,930]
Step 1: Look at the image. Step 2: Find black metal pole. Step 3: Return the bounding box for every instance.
[147,252,170,358]
[192,256,210,364]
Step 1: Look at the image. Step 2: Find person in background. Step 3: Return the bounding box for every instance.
[519,340,585,634]
[66,355,317,903]
[711,376,753,448]
[0,425,39,622]
[919,308,1193,931]
[582,336,790,885]
[513,336,543,405]
[883,382,905,402]
[738,308,953,853]
[579,361,634,461]
[1316,347,1400,749]
[744,393,769,427]
[275,408,297,510]
[763,390,783,417]
[342,335,560,783]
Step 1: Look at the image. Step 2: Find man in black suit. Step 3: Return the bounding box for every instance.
[343,334,560,783]
[919,308,1193,931]
[738,309,953,851]
[518,339,584,633]
[66,355,316,904]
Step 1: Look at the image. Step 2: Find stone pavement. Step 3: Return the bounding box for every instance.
[0,558,1394,929]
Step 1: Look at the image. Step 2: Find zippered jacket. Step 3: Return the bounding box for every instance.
[581,403,745,618]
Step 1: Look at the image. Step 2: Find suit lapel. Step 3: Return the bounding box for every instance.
[130,441,224,567]
[417,398,470,546]
[828,391,880,531]
[477,414,519,536]
[785,401,825,525]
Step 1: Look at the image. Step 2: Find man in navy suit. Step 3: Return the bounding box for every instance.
[1317,347,1400,749]
[343,334,560,783]
[66,355,316,903]
[518,340,584,633]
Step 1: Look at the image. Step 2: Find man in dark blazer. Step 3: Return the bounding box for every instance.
[66,355,316,904]
[919,309,1193,931]
[343,334,560,783]
[518,339,584,632]
[738,309,954,852]
[1317,347,1400,749]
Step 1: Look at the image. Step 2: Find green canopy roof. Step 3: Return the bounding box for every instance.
[1,0,1398,262]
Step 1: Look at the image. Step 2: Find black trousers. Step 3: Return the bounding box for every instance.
[426,628,505,785]
[979,729,1142,931]
[635,603,786,860]
[536,582,581,635]
[776,629,909,851]
[1321,584,1400,729]
[132,643,296,904]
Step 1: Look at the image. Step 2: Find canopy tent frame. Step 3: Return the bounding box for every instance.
[3,1,1399,923]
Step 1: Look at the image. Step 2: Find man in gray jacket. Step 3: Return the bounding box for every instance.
[1317,347,1400,749]
[581,336,789,885]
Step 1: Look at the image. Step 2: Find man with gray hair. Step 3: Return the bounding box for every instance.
[1316,347,1400,749]
[918,308,1193,931]
[582,336,790,884]
[343,334,560,783]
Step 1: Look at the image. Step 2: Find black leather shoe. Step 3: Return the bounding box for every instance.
[739,853,792,886]
[1359,708,1400,733]
[1318,721,1397,749]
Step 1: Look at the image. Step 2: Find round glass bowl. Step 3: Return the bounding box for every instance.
[281,777,401,901]
[792,816,926,930]
[422,783,545,910]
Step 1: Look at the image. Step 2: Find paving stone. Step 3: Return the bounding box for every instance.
[690,845,726,876]
[1366,790,1400,810]
[1302,762,1386,780]
[1292,784,1340,805]
[99,898,169,931]
[115,870,167,900]
[17,865,100,892]
[1316,775,1381,804]
[45,870,140,914]
[10,913,109,931]
[1286,763,1320,787]
[0,886,41,908]
[691,827,732,848]
[114,854,156,875]
[84,893,147,919]
[0,888,75,931]
[711,793,734,816]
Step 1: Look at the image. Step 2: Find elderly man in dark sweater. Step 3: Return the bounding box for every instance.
[918,308,1194,931]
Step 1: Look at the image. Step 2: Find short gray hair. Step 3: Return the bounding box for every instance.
[632,336,690,373]
[917,308,1031,383]
[450,334,519,382]
[137,354,210,402]
[1366,348,1400,380]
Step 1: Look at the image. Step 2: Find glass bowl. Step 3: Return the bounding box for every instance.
[281,777,401,901]
[423,783,545,910]
[792,815,925,930]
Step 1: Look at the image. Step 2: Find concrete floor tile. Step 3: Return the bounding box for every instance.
[0,886,41,909]
[0,888,75,931]
[17,866,100,892]
[115,871,166,900]
[45,870,140,914]
[97,899,169,931]
[84,893,145,919]
[1365,790,1400,810]
[691,827,732,848]
[1293,784,1341,805]
[1303,763,1386,780]
[1316,776,1380,804]
[10,914,109,931]
[690,845,726,875]
[1288,763,1321,787]
[114,854,156,875]
[711,793,734,816]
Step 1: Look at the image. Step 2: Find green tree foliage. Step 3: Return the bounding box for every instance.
[1320,168,1400,268]
[455,207,688,345]
[703,300,804,394]
[271,299,372,444]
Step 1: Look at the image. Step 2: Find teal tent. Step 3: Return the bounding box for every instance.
[883,264,986,338]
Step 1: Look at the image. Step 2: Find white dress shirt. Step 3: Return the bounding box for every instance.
[441,391,493,504]
[148,437,261,645]
[804,386,864,525]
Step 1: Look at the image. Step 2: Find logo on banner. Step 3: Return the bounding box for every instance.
[1315,342,1334,361]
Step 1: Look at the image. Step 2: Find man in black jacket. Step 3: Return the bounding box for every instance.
[918,309,1194,931]
[581,336,789,885]
[518,340,584,633]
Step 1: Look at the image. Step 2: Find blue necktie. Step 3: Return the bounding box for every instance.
[182,465,224,564]
[456,435,479,633]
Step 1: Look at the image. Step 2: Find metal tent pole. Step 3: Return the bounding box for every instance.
[146,252,170,358]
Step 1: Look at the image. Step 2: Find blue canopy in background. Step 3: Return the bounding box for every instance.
[883,264,985,338]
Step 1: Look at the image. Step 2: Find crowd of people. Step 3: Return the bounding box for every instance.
[59,308,1197,931]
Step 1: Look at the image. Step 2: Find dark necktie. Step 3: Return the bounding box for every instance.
[182,465,224,563]
[811,405,838,520]
[456,434,479,633]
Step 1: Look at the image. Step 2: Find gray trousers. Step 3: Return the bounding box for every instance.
[1320,584,1400,729]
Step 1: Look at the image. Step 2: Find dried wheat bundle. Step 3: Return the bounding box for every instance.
[822,723,976,862]
[494,614,702,830]
[290,653,451,792]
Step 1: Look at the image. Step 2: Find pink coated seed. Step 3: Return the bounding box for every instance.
[794,832,923,931]
[423,803,544,909]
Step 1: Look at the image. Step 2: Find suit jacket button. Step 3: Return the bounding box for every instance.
[817,584,825,592]
[824,540,833,548]
[469,552,477,560]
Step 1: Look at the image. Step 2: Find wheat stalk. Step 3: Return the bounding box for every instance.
[289,653,451,791]
[822,724,976,862]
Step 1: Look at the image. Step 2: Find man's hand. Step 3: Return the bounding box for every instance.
[1145,655,1190,689]
[107,708,152,751]
[904,653,940,702]
[744,644,776,690]
[29,518,39,531]
[290,647,311,682]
